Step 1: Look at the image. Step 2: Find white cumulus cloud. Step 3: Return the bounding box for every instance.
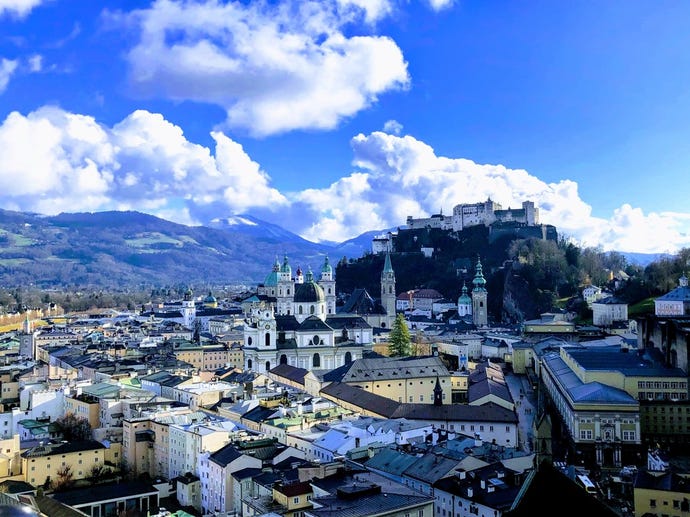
[0,0,46,18]
[272,130,690,254]
[0,106,686,254]
[0,106,286,222]
[114,0,410,136]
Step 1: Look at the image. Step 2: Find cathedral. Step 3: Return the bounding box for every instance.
[243,254,397,374]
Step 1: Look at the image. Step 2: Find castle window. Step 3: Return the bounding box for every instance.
[313,335,320,345]
[310,305,315,315]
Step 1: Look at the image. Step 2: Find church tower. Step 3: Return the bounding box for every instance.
[319,255,337,315]
[276,253,294,316]
[181,288,196,329]
[471,256,488,327]
[381,252,396,328]
[19,313,34,359]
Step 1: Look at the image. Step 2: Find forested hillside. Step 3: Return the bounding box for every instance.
[335,226,690,324]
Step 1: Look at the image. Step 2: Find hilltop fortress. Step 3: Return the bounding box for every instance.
[373,198,554,254]
[406,198,539,231]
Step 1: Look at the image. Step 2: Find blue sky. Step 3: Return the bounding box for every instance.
[1,0,689,254]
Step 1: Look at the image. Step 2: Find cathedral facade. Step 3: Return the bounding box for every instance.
[244,255,381,375]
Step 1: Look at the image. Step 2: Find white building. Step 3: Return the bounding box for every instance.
[168,420,237,480]
[199,443,262,515]
[592,297,629,327]
[655,274,690,316]
[582,285,603,307]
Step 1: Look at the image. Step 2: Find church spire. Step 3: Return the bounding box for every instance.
[472,255,486,292]
[433,376,443,406]
[383,251,394,273]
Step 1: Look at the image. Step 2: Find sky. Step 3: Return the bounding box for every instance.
[1,0,690,254]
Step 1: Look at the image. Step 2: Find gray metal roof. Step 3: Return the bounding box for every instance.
[341,356,449,383]
[542,352,638,406]
[566,347,687,377]
[307,492,430,517]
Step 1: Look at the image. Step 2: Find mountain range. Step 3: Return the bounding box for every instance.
[0,209,664,290]
[0,209,376,289]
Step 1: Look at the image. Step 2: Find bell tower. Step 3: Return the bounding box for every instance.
[380,252,396,328]
[471,256,488,327]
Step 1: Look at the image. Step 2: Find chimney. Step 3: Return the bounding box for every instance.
[474,433,482,447]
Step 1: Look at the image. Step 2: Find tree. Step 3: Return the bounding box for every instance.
[54,464,75,491]
[88,464,108,484]
[54,413,92,442]
[388,314,411,357]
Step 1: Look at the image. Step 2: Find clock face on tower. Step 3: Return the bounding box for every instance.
[265,324,271,329]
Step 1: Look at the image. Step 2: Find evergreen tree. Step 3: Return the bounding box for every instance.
[388,313,411,357]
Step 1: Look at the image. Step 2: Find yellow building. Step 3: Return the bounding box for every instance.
[0,380,19,405]
[21,440,107,487]
[633,469,690,516]
[64,393,101,430]
[271,480,312,517]
[450,371,469,403]
[339,356,452,404]
[522,313,576,339]
[0,434,21,477]
[172,341,244,372]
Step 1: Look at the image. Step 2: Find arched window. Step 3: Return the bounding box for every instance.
[265,361,271,371]
[247,359,253,370]
[247,336,253,346]
[342,329,348,340]
[265,332,271,347]
[310,305,315,315]
[345,352,352,364]
[280,354,287,365]
[299,306,303,315]
[313,353,321,368]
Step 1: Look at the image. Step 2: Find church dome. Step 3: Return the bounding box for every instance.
[294,281,326,303]
[294,268,325,302]
[458,283,471,304]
